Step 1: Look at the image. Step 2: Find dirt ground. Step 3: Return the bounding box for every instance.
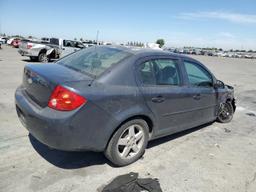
[0,45,256,192]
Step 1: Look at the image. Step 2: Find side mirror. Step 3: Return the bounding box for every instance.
[214,80,225,89]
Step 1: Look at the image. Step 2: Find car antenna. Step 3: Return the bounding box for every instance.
[94,30,99,52]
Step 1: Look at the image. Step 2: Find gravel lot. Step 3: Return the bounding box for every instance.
[1,45,256,192]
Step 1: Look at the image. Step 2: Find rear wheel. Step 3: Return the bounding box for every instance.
[217,102,234,123]
[105,119,149,166]
[38,52,48,62]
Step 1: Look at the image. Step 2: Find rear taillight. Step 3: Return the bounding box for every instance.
[48,85,86,111]
[27,43,32,49]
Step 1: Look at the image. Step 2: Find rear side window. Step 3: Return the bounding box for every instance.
[57,47,132,77]
[184,61,213,87]
[139,59,181,86]
[50,38,59,45]
[140,61,155,85]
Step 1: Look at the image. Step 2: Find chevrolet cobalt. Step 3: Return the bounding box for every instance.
[15,46,235,166]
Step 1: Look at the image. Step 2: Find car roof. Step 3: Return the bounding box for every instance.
[101,45,192,60]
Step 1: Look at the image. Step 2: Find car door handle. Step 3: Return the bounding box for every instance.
[151,96,165,103]
[193,94,201,100]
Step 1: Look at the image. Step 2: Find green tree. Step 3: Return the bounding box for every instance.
[156,39,165,48]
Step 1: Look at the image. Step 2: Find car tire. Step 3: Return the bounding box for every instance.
[217,102,234,123]
[38,52,48,63]
[105,119,149,166]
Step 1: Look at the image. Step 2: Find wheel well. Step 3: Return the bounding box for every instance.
[122,115,153,134]
[106,115,154,150]
[226,98,236,111]
[48,49,56,58]
[39,49,47,56]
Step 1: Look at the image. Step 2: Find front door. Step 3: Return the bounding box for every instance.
[61,40,77,57]
[181,60,218,128]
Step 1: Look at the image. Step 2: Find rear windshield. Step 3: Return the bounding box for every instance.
[57,46,132,77]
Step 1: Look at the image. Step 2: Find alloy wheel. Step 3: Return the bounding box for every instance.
[218,103,233,122]
[39,53,48,62]
[117,124,145,160]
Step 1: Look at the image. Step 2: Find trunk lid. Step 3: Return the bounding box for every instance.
[23,63,93,107]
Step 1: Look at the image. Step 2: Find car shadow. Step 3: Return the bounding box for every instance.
[22,59,55,63]
[22,59,32,62]
[29,134,109,169]
[29,122,214,169]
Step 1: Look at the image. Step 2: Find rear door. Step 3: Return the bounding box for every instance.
[137,56,195,136]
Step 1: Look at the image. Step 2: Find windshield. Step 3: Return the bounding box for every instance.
[57,46,132,77]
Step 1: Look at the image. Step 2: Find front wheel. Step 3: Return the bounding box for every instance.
[105,119,149,166]
[217,102,234,123]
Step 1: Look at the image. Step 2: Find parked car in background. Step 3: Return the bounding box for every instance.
[0,37,8,44]
[7,37,20,45]
[18,38,85,62]
[244,54,253,59]
[82,40,97,48]
[7,38,15,45]
[15,46,236,166]
[12,38,21,48]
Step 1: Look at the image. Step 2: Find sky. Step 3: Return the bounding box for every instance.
[1,0,256,50]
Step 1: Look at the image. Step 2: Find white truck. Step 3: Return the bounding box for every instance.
[18,38,85,62]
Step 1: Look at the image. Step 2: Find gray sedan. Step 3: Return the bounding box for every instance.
[15,46,235,166]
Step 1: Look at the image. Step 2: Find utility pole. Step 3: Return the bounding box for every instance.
[0,19,2,36]
[96,30,99,45]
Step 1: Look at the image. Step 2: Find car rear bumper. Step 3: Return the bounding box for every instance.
[15,86,116,152]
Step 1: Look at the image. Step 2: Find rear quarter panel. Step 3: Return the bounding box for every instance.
[64,80,156,147]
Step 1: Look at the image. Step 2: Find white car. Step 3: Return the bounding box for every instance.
[18,38,85,62]
[0,37,8,44]
[7,38,15,45]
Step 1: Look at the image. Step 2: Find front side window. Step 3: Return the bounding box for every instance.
[63,40,75,47]
[139,59,181,86]
[184,61,213,87]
